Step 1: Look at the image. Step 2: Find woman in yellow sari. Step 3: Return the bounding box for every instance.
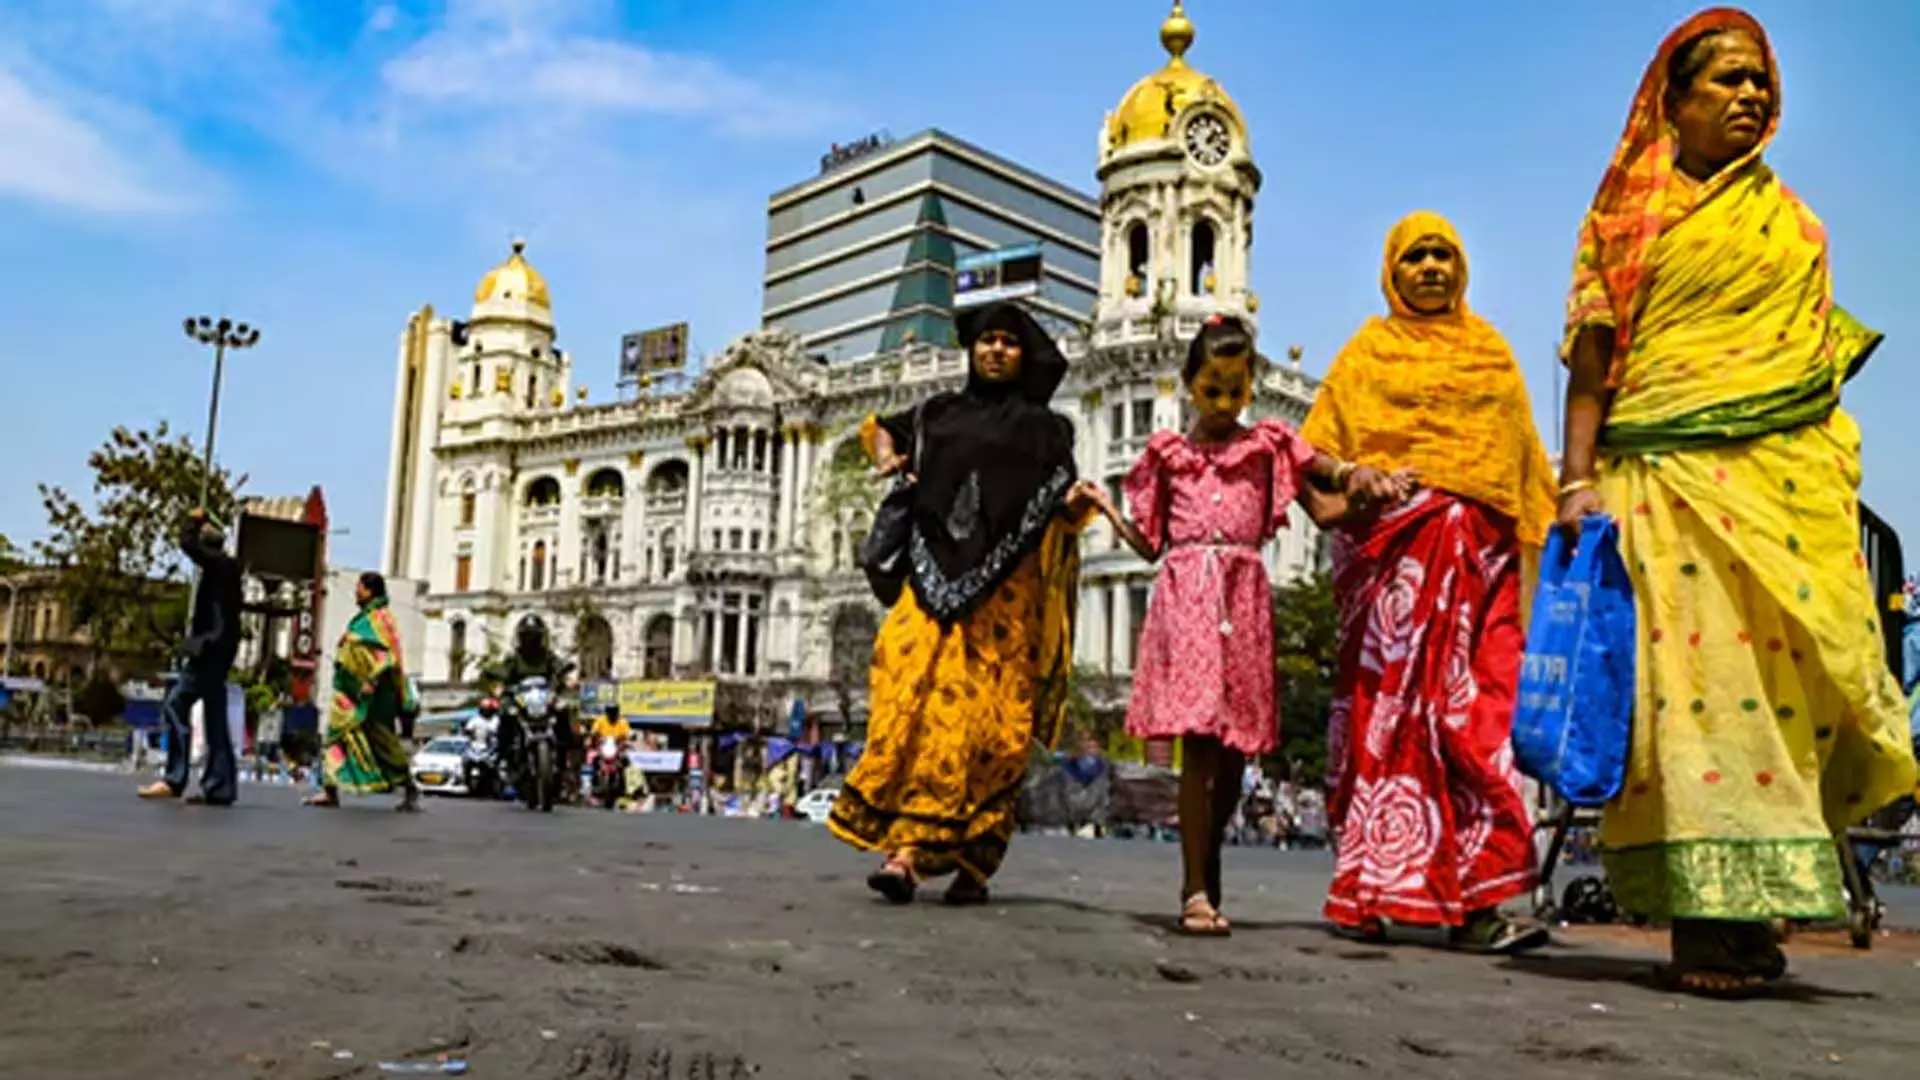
[1558,7,1915,994]
[828,302,1096,905]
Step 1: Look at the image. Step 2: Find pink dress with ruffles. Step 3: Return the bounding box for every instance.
[1122,418,1317,756]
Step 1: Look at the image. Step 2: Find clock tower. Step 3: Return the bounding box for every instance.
[1094,2,1260,346]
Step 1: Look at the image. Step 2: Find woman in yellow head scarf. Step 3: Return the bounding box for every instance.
[1303,210,1557,952]
[1557,7,1915,995]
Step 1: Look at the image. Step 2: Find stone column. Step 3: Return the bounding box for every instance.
[1108,579,1130,675]
[1073,578,1100,668]
[774,427,797,552]
[683,436,706,556]
[792,427,818,550]
[622,451,646,584]
[557,459,582,588]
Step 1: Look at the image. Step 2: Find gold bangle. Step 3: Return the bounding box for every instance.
[1559,478,1596,496]
[1332,461,1357,489]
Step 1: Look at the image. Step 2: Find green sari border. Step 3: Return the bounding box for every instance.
[1602,836,1846,922]
[1600,367,1833,455]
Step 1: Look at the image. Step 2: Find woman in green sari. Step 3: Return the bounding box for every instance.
[306,572,421,811]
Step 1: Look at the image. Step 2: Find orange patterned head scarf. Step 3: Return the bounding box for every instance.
[1563,7,1780,371]
[1302,211,1558,546]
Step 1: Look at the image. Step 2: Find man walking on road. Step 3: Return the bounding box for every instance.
[138,508,243,806]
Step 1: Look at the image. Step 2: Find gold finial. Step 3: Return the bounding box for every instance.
[1161,1,1194,65]
[575,385,588,401]
[510,236,527,256]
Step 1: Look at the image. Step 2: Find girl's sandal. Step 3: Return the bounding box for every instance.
[1176,893,1231,937]
[866,855,919,905]
[302,793,339,808]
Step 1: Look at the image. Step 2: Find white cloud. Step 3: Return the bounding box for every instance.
[0,65,194,214]
[380,2,841,138]
[366,4,399,34]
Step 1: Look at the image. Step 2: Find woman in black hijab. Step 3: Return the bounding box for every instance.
[828,302,1098,905]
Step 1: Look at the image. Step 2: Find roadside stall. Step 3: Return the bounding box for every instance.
[616,680,714,806]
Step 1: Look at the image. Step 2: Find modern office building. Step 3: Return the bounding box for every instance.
[761,129,1101,362]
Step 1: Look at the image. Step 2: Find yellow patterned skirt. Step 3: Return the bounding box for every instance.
[1598,411,1916,921]
[829,521,1078,882]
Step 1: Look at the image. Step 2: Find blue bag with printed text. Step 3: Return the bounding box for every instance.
[1511,515,1636,807]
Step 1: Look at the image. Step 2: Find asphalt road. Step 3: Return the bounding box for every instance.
[2,765,1917,1080]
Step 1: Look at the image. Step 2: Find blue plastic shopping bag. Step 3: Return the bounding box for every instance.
[1511,514,1636,807]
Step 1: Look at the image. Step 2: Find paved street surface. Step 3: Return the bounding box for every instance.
[3,765,1917,1080]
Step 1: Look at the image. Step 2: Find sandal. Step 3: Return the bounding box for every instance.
[302,793,340,808]
[1452,910,1550,955]
[943,875,990,907]
[866,855,919,905]
[1177,893,1231,937]
[1663,919,1786,998]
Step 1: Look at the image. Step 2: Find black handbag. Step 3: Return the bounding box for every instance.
[859,404,924,607]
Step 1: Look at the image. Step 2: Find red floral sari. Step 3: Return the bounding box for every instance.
[1324,490,1537,929]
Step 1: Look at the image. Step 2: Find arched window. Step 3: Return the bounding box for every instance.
[448,620,468,681]
[1190,219,1217,297]
[643,614,675,678]
[524,476,561,507]
[530,540,548,591]
[584,468,625,499]
[577,615,614,681]
[1127,221,1150,278]
[657,527,679,581]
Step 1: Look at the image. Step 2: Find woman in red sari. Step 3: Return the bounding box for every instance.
[1303,211,1558,951]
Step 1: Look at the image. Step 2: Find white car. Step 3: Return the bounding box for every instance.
[794,787,839,824]
[410,736,472,796]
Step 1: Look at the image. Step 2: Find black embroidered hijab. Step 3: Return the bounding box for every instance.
[875,302,1077,622]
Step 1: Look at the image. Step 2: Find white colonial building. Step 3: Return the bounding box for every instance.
[378,3,1323,728]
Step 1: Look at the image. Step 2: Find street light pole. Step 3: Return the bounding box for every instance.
[181,316,261,636]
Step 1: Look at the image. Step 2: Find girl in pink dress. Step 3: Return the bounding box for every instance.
[1090,316,1407,935]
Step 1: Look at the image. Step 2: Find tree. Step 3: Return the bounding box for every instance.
[1062,664,1124,746]
[1272,572,1340,783]
[813,431,882,568]
[35,423,243,677]
[0,532,23,572]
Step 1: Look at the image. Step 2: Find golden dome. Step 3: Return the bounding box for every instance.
[1106,2,1246,156]
[474,239,551,310]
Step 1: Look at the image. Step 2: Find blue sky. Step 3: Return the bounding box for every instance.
[2,0,1916,571]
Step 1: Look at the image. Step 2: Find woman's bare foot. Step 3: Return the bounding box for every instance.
[1674,969,1768,995]
[302,792,339,808]
[136,781,177,800]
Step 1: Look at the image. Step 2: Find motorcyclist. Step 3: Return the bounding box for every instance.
[480,616,574,791]
[588,704,632,808]
[462,697,502,797]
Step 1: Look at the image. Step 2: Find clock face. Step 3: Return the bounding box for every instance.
[1184,113,1230,166]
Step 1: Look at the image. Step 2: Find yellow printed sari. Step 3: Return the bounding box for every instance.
[1563,10,1915,922]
